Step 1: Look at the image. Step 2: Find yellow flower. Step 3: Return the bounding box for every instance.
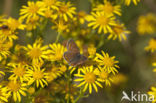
[0,28,18,41]
[42,8,54,18]
[56,2,76,21]
[69,66,77,74]
[108,23,130,41]
[8,63,28,83]
[49,43,66,61]
[40,0,60,10]
[152,62,156,72]
[74,66,103,94]
[87,44,96,58]
[5,17,25,31]
[26,66,48,88]
[6,81,27,102]
[24,39,50,65]
[0,39,11,61]
[20,1,44,21]
[25,16,40,31]
[95,51,119,74]
[61,83,78,102]
[52,20,69,33]
[86,11,116,34]
[93,0,121,16]
[59,65,67,72]
[137,13,156,35]
[0,85,10,103]
[148,86,156,103]
[95,66,113,86]
[111,73,127,85]
[145,38,156,53]
[46,65,63,82]
[124,0,140,6]
[0,70,5,78]
[77,11,87,24]
[27,87,35,95]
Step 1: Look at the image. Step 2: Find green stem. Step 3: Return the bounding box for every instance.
[38,18,48,38]
[73,88,84,103]
[66,67,72,103]
[55,32,61,43]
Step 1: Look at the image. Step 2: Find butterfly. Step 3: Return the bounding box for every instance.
[63,39,87,67]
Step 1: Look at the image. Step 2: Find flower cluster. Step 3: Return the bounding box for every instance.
[139,13,156,103]
[0,0,141,102]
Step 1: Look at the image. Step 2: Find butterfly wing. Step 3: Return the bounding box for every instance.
[69,54,87,66]
[63,51,77,64]
[67,39,79,53]
[64,39,87,66]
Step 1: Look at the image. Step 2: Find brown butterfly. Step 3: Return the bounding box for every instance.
[63,39,87,67]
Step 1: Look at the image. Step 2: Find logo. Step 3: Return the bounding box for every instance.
[121,91,154,102]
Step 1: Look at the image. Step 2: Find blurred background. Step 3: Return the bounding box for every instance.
[1,0,156,103]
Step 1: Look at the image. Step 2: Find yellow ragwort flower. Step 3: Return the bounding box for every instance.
[77,11,87,24]
[5,17,25,31]
[0,85,10,103]
[74,66,103,94]
[40,0,60,10]
[46,65,63,82]
[0,38,11,61]
[93,0,121,16]
[148,86,156,103]
[124,0,140,6]
[87,44,96,58]
[8,63,28,83]
[95,66,113,86]
[24,39,50,65]
[26,66,48,88]
[20,1,44,21]
[111,73,127,85]
[49,43,66,61]
[137,13,156,35]
[52,20,69,33]
[152,62,156,72]
[0,27,18,41]
[95,51,119,74]
[108,22,130,41]
[145,38,156,53]
[86,11,116,34]
[56,2,76,21]
[6,81,27,102]
[25,16,40,31]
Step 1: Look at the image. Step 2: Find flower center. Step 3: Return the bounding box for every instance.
[96,16,109,26]
[8,19,20,30]
[54,50,63,60]
[43,0,55,6]
[29,48,41,58]
[103,3,114,14]
[59,5,68,13]
[113,25,124,35]
[84,72,96,83]
[28,4,39,14]
[2,29,11,36]
[88,46,96,56]
[7,81,21,92]
[100,71,108,79]
[59,65,67,72]
[33,71,43,80]
[13,67,26,77]
[103,57,114,67]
